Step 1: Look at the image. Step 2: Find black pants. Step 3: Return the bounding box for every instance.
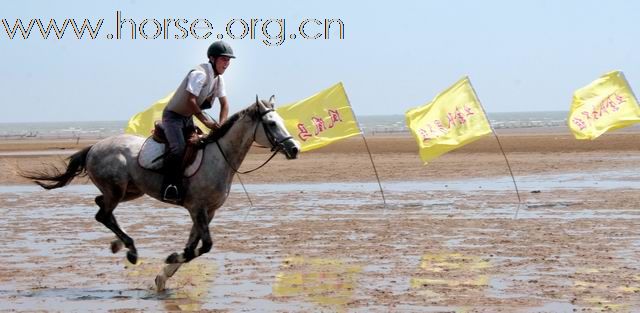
[162,110,194,159]
[161,110,194,190]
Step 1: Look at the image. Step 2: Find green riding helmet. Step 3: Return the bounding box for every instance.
[207,41,236,59]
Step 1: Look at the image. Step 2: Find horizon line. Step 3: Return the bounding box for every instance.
[0,110,572,124]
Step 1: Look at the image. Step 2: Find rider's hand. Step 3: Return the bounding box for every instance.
[187,133,201,145]
[207,121,221,131]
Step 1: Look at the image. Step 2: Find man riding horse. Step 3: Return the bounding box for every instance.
[162,41,234,203]
[20,40,300,291]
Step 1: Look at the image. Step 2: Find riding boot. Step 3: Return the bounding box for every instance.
[162,155,184,204]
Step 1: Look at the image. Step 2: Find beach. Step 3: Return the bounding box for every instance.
[2,129,639,184]
[1,129,639,311]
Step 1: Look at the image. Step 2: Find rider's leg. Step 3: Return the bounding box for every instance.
[162,111,187,202]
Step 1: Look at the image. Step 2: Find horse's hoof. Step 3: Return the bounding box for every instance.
[126,251,138,264]
[155,275,166,292]
[110,240,124,254]
[165,252,182,264]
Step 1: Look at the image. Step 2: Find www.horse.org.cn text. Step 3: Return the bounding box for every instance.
[0,11,345,46]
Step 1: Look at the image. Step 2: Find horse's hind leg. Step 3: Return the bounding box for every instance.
[103,191,143,254]
[95,192,139,264]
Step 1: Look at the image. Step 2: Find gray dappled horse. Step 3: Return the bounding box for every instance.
[21,96,300,291]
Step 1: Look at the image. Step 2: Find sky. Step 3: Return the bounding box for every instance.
[1,0,638,122]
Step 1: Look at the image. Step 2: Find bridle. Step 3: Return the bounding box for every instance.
[215,101,293,174]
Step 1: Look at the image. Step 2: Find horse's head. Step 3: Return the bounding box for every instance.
[254,95,300,159]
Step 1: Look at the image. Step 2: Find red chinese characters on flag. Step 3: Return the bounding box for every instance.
[571,93,626,130]
[296,123,312,141]
[327,109,342,128]
[571,117,587,131]
[311,117,326,135]
[418,104,477,143]
[296,109,344,141]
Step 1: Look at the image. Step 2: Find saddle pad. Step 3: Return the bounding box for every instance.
[138,139,203,178]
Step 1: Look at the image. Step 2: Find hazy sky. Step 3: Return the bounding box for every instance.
[1,0,638,122]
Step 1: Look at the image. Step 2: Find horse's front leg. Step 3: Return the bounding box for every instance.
[155,263,182,292]
[165,208,212,264]
[155,227,199,291]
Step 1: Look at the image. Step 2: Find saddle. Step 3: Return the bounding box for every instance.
[137,122,205,177]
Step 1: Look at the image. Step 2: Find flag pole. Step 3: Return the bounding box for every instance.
[621,71,640,103]
[360,134,387,207]
[491,131,523,218]
[341,83,387,208]
[469,80,522,217]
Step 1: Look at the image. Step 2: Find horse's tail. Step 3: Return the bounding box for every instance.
[20,146,93,190]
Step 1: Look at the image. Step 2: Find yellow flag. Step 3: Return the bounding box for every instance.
[568,71,640,140]
[124,92,209,137]
[405,77,492,164]
[277,82,361,152]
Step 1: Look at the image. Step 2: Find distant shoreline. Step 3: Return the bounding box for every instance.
[1,124,639,141]
[0,111,584,140]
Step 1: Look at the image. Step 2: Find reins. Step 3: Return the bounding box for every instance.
[216,141,280,174]
[214,105,290,174]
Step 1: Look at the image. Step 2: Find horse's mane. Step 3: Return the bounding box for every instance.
[202,103,259,143]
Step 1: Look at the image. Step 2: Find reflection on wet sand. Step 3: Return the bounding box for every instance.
[123,258,216,311]
[411,252,490,299]
[272,256,361,310]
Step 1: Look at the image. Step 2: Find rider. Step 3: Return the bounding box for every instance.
[161,40,234,203]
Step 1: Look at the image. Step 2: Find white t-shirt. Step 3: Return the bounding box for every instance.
[185,63,226,99]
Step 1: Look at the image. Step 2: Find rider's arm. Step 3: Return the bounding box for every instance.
[218,96,229,124]
[189,94,218,130]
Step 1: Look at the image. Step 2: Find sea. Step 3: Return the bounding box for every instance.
[0,111,627,140]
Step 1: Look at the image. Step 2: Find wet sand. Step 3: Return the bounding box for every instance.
[1,129,639,311]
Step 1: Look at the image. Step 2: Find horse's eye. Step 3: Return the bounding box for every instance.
[268,121,277,127]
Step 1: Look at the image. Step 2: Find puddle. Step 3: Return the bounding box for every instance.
[0,150,77,156]
[523,302,578,312]
[239,170,640,193]
[2,168,639,196]
[0,184,98,194]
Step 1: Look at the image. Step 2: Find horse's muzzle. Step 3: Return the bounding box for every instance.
[282,138,300,159]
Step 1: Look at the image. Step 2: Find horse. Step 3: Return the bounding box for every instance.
[20,96,300,291]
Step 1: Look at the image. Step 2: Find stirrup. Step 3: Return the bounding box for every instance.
[163,184,181,203]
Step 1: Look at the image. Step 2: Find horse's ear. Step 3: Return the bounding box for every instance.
[269,95,276,108]
[256,94,266,111]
